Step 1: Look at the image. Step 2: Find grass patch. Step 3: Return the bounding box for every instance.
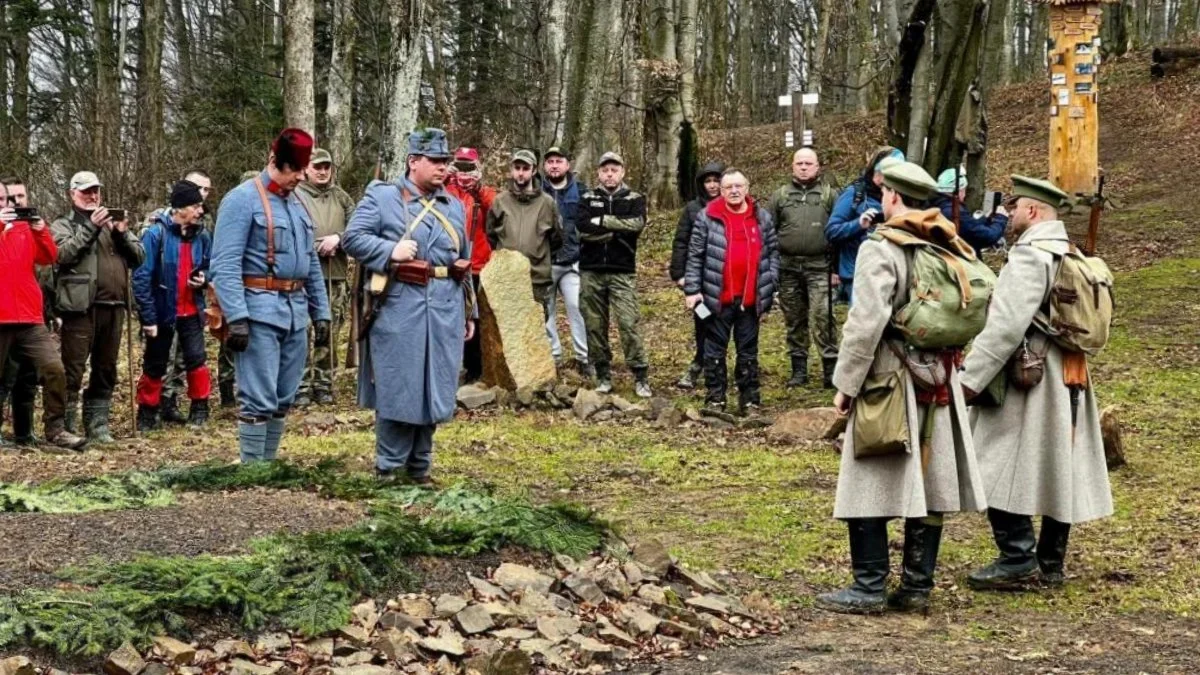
[0,481,606,656]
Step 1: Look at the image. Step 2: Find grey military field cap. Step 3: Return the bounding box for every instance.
[407,128,453,159]
[597,151,624,167]
[512,149,538,167]
[1010,174,1072,209]
[881,161,939,201]
[310,148,333,166]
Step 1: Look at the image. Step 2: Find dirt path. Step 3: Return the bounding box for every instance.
[0,488,365,590]
[636,609,1200,674]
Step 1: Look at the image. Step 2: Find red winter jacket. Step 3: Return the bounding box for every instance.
[0,220,58,324]
[447,181,498,275]
[708,198,763,307]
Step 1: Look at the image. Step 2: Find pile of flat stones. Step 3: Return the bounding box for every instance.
[91,540,781,675]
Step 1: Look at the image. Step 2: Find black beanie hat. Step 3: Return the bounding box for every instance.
[170,180,204,209]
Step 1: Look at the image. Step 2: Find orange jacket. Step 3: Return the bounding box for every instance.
[446,182,497,274]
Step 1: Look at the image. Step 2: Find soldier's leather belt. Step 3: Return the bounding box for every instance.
[243,276,304,292]
[392,260,471,286]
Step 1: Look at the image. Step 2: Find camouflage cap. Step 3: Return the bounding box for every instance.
[1010,174,1072,209]
[310,148,333,166]
[512,149,538,167]
[881,161,939,201]
[407,128,453,159]
[597,151,624,167]
[543,146,570,160]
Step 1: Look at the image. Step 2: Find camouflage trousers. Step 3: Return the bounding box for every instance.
[778,258,838,364]
[300,279,349,397]
[579,272,647,376]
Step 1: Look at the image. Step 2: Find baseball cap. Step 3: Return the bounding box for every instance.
[310,148,333,166]
[544,146,570,160]
[454,147,481,163]
[70,171,103,191]
[597,151,624,167]
[512,149,538,167]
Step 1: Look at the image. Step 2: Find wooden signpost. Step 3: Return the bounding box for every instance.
[1042,0,1114,196]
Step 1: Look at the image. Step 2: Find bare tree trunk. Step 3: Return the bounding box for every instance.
[906,28,933,163]
[853,0,874,113]
[1001,0,1014,83]
[643,0,683,208]
[1027,1,1047,80]
[425,2,452,132]
[11,11,29,160]
[383,0,425,179]
[327,0,357,172]
[679,0,698,122]
[136,0,166,203]
[284,0,316,131]
[563,0,618,170]
[171,0,194,92]
[812,0,833,109]
[91,0,120,165]
[888,0,936,150]
[923,0,987,174]
[539,0,569,146]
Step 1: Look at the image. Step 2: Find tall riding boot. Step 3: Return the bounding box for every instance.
[887,516,944,612]
[785,356,808,388]
[188,399,210,428]
[160,395,188,425]
[219,380,237,408]
[822,358,837,390]
[137,404,161,433]
[816,518,890,614]
[1037,516,1072,587]
[967,508,1039,590]
[65,394,81,434]
[84,399,116,444]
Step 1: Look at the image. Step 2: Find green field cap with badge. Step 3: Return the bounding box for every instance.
[1009,174,1072,209]
[881,161,939,201]
[310,148,333,166]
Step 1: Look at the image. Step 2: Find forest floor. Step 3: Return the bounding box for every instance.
[2,51,1200,673]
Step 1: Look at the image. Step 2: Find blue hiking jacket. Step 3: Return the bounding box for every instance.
[544,173,582,265]
[133,213,212,327]
[931,194,1009,254]
[824,181,881,283]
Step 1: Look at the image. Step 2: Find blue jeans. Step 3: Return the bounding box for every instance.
[234,320,308,420]
[546,263,588,363]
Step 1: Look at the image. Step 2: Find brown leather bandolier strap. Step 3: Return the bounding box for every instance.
[243,276,304,292]
[252,176,277,277]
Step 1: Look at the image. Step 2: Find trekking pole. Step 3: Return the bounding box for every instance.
[126,272,137,436]
[326,271,337,401]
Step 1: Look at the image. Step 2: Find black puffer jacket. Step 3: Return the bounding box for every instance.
[669,161,726,281]
[683,200,780,317]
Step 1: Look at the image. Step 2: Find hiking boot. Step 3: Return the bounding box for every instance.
[188,399,210,428]
[47,427,88,451]
[315,390,335,405]
[13,433,38,447]
[84,399,115,444]
[816,518,889,614]
[574,359,594,379]
[967,508,1039,590]
[1037,517,1072,587]
[738,401,762,417]
[822,358,837,390]
[701,398,727,416]
[294,392,313,407]
[64,396,81,434]
[887,517,944,613]
[635,380,653,399]
[160,395,187,425]
[219,381,237,408]
[785,357,808,388]
[594,378,613,394]
[137,404,161,433]
[409,474,439,488]
[676,361,702,390]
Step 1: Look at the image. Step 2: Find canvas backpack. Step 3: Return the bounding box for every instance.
[1031,242,1114,355]
[872,228,998,350]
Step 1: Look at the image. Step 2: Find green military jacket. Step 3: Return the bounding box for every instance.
[297,181,356,281]
[50,209,146,312]
[768,178,837,265]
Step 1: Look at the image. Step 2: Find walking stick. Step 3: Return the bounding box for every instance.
[126,272,137,436]
[326,270,337,401]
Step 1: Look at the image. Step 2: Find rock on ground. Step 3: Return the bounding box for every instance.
[103,642,146,675]
[766,407,846,444]
[1101,405,1126,469]
[478,250,557,392]
[456,384,497,410]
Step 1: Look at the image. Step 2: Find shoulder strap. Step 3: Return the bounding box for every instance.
[392,185,462,253]
[852,181,866,207]
[252,176,275,276]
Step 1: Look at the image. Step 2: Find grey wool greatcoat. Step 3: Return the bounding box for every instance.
[831,218,986,520]
[342,177,470,426]
[961,219,1113,524]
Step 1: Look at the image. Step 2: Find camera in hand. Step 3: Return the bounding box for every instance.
[107,208,127,221]
[13,207,39,221]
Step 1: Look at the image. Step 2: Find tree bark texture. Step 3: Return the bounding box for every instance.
[136,0,166,203]
[284,0,316,132]
[384,0,425,179]
[326,0,357,172]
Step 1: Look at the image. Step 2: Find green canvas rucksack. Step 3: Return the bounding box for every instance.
[1031,243,1114,355]
[873,228,998,350]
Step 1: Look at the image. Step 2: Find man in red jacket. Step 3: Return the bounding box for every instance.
[0,183,88,450]
[446,147,497,383]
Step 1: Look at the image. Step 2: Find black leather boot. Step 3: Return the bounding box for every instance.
[136,404,161,433]
[11,398,36,446]
[967,508,1039,590]
[816,518,890,614]
[785,356,808,388]
[822,358,837,390]
[160,395,188,425]
[219,380,237,408]
[887,517,944,612]
[1037,516,1072,587]
[188,399,210,428]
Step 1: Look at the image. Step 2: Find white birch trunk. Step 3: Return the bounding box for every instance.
[284,0,316,132]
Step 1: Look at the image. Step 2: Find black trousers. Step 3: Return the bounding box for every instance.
[690,313,708,367]
[703,303,761,405]
[462,275,483,382]
[61,305,125,402]
[143,315,207,379]
[0,352,38,434]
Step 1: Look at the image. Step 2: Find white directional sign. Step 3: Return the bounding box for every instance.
[778,94,792,107]
[784,131,795,148]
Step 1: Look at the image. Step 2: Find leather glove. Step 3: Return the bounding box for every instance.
[313,319,331,346]
[226,319,251,353]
